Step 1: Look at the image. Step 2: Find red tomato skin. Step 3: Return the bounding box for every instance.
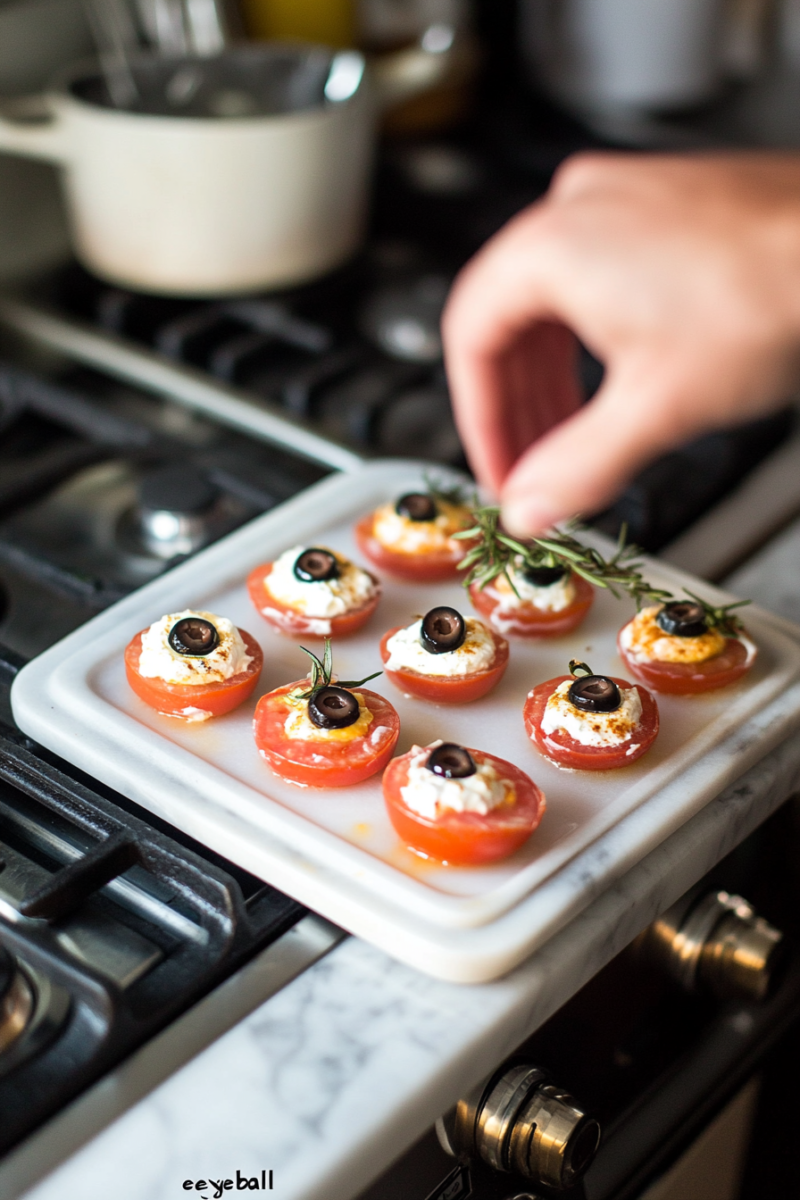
[378,627,509,703]
[617,626,754,694]
[523,675,659,770]
[247,562,380,638]
[383,748,545,865]
[253,682,400,787]
[468,573,594,638]
[125,629,263,719]
[354,513,474,582]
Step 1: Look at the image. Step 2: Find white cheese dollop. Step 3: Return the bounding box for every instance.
[372,499,467,555]
[138,610,253,686]
[385,616,496,677]
[400,742,513,820]
[540,679,642,748]
[488,561,576,613]
[263,546,376,618]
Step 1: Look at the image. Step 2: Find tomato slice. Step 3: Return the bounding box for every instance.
[383,747,545,865]
[253,682,400,787]
[247,562,380,638]
[617,624,754,694]
[469,573,594,637]
[523,675,659,770]
[125,629,263,720]
[354,513,474,582]
[379,627,509,703]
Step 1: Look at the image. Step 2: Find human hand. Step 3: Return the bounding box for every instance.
[442,153,800,534]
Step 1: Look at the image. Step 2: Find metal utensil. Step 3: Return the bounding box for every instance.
[82,0,141,108]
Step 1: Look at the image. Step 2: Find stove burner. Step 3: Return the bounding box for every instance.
[138,464,221,559]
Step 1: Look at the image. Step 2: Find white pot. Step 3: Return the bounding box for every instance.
[520,0,728,115]
[0,0,93,284]
[0,40,456,295]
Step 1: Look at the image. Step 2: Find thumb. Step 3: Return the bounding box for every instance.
[499,369,693,535]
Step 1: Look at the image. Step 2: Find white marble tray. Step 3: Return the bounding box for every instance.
[12,461,800,980]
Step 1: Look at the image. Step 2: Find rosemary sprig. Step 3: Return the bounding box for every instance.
[681,590,750,638]
[293,638,382,700]
[454,506,671,607]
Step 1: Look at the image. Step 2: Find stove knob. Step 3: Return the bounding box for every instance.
[643,889,784,1002]
[0,947,34,1056]
[436,1062,600,1191]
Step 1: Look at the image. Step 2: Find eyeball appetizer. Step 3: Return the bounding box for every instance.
[458,506,598,638]
[524,660,659,770]
[247,545,380,638]
[125,611,262,721]
[468,560,594,639]
[617,598,756,694]
[354,485,474,582]
[379,605,509,703]
[383,741,545,865]
[252,640,399,787]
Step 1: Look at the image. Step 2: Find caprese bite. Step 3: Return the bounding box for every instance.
[382,741,545,865]
[252,639,399,787]
[379,605,508,703]
[354,485,474,581]
[247,545,380,638]
[125,610,262,721]
[617,598,756,694]
[523,660,659,770]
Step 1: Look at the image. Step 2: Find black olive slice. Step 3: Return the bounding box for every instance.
[169,617,220,656]
[519,564,567,587]
[568,675,621,713]
[294,548,339,583]
[427,743,476,779]
[396,492,437,522]
[308,685,360,730]
[656,601,708,638]
[420,606,467,654]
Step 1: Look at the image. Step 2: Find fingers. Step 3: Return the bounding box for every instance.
[499,365,691,535]
[442,205,575,492]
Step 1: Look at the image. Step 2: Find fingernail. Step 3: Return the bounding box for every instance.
[502,496,561,537]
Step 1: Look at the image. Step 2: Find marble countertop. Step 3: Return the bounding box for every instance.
[10,516,800,1200]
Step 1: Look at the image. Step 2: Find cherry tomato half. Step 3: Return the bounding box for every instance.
[379,627,509,703]
[125,629,263,720]
[354,513,473,582]
[383,747,545,865]
[523,675,659,770]
[617,624,754,694]
[253,682,400,787]
[469,573,594,637]
[247,562,380,638]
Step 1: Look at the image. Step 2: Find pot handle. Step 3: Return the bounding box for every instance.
[369,25,476,112]
[0,95,69,164]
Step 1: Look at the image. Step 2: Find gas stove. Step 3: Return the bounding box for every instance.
[1,101,800,1194]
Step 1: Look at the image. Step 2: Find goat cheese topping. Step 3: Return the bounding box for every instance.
[541,679,643,747]
[385,616,496,676]
[263,546,376,618]
[138,610,252,686]
[372,499,470,555]
[281,688,374,744]
[487,561,576,613]
[400,742,514,819]
[620,605,726,664]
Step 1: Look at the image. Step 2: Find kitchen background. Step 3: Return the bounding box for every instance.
[2,2,800,1199]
